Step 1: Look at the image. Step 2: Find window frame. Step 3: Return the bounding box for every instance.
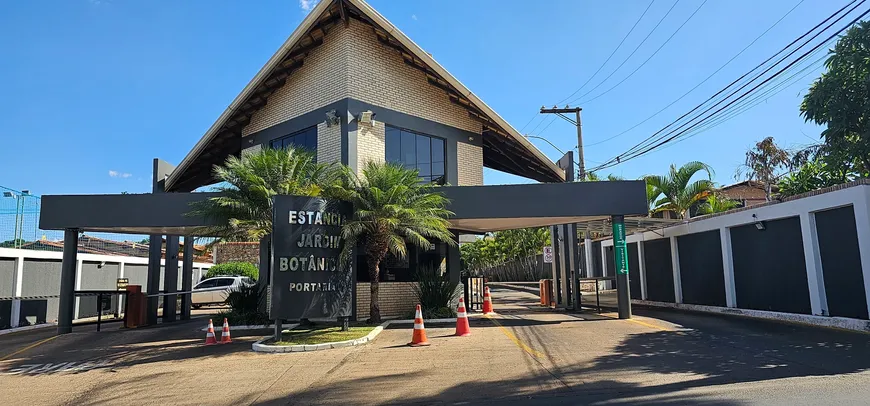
[384,125,447,184]
[269,126,318,154]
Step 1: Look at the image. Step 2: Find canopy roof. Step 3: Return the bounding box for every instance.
[166,0,564,192]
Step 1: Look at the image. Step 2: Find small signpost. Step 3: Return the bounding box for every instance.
[543,246,554,263]
[116,278,129,291]
[270,196,354,339]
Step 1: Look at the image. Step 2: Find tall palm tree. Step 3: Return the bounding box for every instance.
[189,147,338,241]
[645,161,715,219]
[326,161,455,323]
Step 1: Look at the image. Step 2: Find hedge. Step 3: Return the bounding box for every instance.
[205,262,259,280]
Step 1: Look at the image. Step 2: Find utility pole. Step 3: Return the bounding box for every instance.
[540,106,585,180]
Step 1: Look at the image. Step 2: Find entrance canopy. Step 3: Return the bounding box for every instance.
[39,181,648,235]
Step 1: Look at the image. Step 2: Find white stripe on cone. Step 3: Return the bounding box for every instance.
[457,311,467,318]
[207,332,215,337]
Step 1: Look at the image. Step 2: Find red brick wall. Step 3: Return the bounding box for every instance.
[213,242,260,265]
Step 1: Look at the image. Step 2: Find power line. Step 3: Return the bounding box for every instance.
[571,0,709,106]
[592,0,863,170]
[567,0,682,105]
[555,0,656,106]
[583,0,806,148]
[589,0,867,172]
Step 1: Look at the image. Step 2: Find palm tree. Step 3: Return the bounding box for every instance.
[326,162,456,323]
[645,161,715,219]
[189,147,338,241]
[697,193,740,215]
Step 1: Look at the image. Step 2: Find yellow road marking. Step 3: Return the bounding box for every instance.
[485,315,546,359]
[626,318,670,331]
[0,335,59,362]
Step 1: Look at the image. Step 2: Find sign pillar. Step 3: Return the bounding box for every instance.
[270,196,354,327]
[611,215,632,319]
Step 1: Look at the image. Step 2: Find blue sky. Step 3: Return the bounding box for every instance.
[0,0,849,197]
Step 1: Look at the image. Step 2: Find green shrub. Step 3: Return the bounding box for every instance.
[205,262,258,280]
[218,283,269,326]
[413,266,458,317]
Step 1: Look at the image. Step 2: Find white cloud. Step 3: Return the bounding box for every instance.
[411,14,418,21]
[109,170,132,179]
[299,0,319,12]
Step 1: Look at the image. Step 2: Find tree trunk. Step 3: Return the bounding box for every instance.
[367,251,386,324]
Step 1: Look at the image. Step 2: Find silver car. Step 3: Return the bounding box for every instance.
[191,276,256,308]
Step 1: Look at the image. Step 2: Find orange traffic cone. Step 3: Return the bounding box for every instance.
[204,319,218,346]
[483,287,494,314]
[455,297,471,337]
[220,318,232,344]
[408,304,430,347]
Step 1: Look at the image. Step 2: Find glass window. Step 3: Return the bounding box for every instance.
[270,126,317,155]
[214,278,235,287]
[385,126,447,184]
[194,279,216,289]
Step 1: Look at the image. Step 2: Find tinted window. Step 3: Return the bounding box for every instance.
[270,126,317,155]
[194,280,216,289]
[214,278,235,287]
[384,126,446,184]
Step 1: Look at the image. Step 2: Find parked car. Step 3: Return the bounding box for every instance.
[191,276,256,308]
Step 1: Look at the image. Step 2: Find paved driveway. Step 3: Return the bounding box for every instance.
[2,288,870,405]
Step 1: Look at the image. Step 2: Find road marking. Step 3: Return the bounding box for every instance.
[0,335,59,362]
[485,315,546,359]
[4,359,112,375]
[627,318,671,331]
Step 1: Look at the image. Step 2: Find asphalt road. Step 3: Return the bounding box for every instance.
[1,288,869,405]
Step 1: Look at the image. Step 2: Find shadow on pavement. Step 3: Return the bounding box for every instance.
[0,318,271,375]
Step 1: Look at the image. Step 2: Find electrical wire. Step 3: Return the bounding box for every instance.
[589,0,864,171]
[567,0,682,105]
[555,0,656,106]
[583,0,806,148]
[571,0,709,106]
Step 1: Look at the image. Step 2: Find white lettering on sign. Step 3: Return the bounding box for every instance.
[288,210,345,226]
[277,256,338,272]
[288,282,336,292]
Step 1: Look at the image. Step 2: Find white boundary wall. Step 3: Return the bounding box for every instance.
[595,181,870,330]
[0,247,213,329]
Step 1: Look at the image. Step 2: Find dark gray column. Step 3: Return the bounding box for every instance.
[258,234,271,314]
[612,215,632,319]
[566,224,580,310]
[163,235,179,322]
[181,236,193,320]
[558,225,570,309]
[550,225,563,307]
[57,229,79,334]
[447,233,461,285]
[146,234,162,325]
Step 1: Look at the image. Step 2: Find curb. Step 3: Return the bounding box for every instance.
[0,322,57,336]
[199,324,277,332]
[252,322,385,353]
[633,299,870,333]
[250,314,482,353]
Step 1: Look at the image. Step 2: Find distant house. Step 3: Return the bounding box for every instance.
[18,234,211,262]
[720,180,776,207]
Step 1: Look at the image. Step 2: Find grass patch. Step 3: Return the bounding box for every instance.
[273,323,376,345]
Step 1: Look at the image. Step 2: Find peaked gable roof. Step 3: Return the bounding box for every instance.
[165,0,564,191]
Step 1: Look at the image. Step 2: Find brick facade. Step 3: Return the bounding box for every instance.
[317,121,341,164]
[242,25,350,137]
[457,142,484,186]
[213,242,260,266]
[354,120,386,173]
[356,282,418,319]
